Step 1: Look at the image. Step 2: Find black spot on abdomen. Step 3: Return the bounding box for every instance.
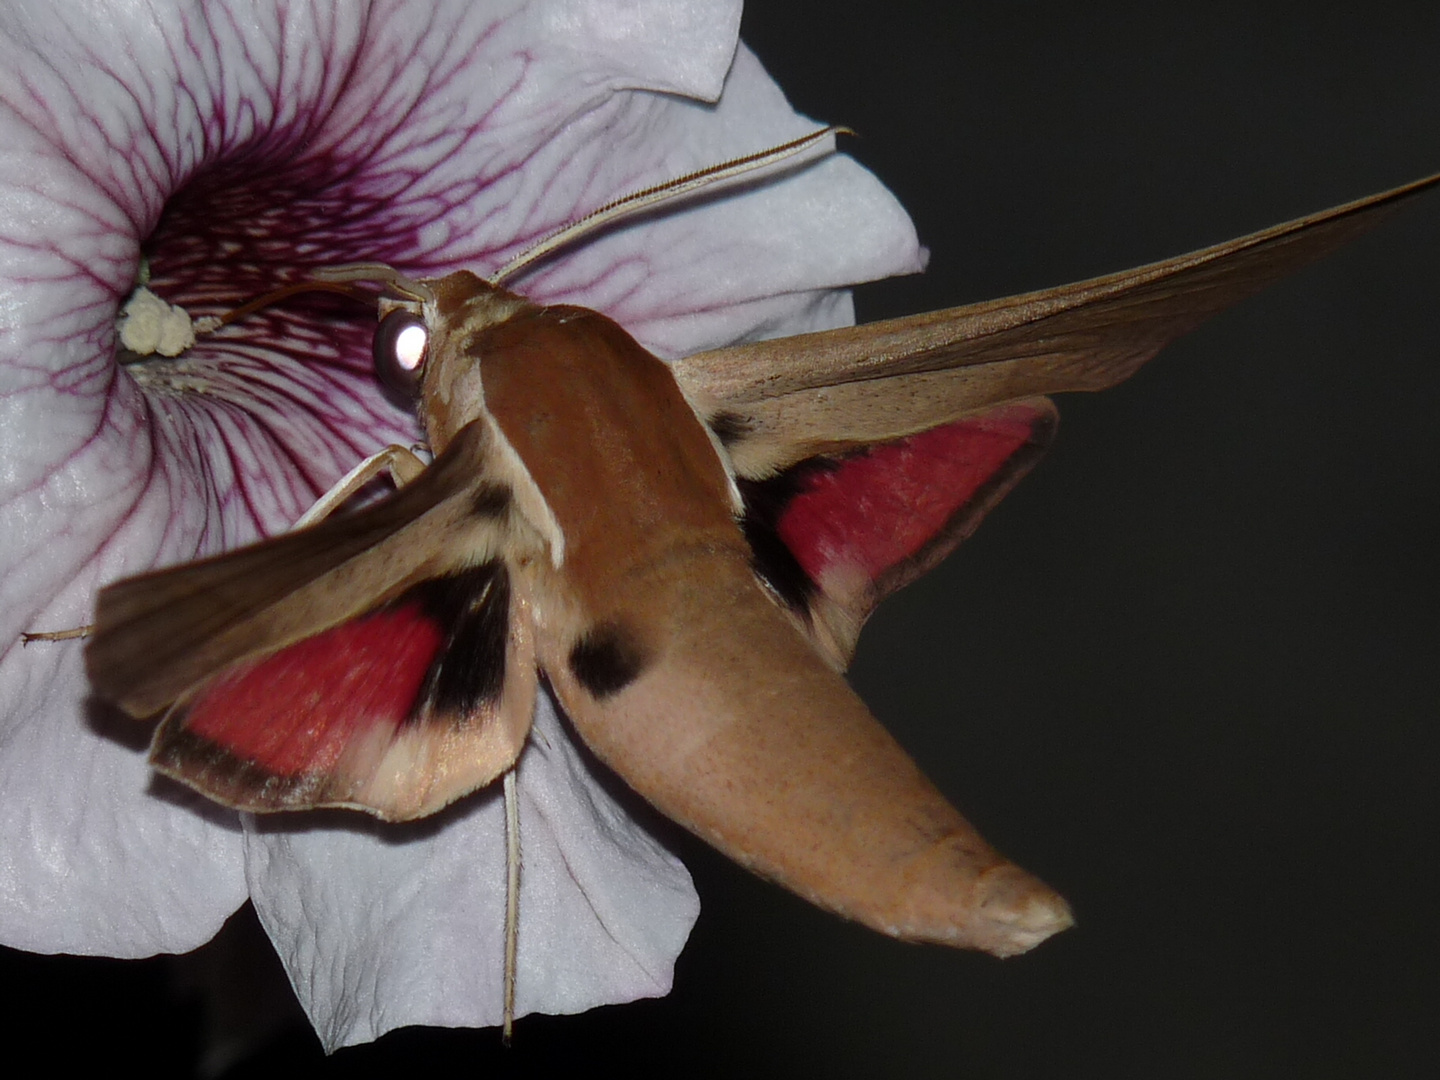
[568,623,649,699]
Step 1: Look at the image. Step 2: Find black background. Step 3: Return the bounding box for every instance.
[7,4,1440,1077]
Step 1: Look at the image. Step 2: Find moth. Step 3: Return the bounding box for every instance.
[78,130,1437,993]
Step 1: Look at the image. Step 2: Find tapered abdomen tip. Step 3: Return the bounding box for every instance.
[969,863,1074,956]
[890,841,1074,956]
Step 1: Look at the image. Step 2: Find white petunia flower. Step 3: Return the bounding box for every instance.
[0,0,922,1051]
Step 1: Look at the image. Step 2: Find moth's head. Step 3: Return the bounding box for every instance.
[206,263,533,446]
[288,262,435,407]
[372,268,528,400]
[360,269,531,451]
[370,273,434,403]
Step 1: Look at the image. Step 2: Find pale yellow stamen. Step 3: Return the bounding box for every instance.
[117,286,220,357]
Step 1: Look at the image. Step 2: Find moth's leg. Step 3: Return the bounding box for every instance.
[291,444,429,530]
[20,445,432,645]
[21,625,94,644]
[501,766,521,1045]
[22,446,430,645]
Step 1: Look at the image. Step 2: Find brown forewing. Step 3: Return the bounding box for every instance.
[677,170,1440,478]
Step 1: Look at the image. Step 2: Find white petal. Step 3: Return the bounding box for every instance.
[245,692,697,1052]
[0,639,247,954]
[534,0,742,99]
[511,44,925,357]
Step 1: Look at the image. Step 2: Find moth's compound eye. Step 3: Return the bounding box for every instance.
[373,309,428,401]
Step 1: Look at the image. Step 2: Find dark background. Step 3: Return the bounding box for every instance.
[7,4,1440,1076]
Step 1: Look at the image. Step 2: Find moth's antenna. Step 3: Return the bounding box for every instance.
[191,129,845,337]
[186,128,844,344]
[490,125,852,286]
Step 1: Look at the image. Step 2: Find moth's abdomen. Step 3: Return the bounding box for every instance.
[539,542,1073,955]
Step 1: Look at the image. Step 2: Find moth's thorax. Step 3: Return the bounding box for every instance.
[473,301,743,614]
[417,271,534,453]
